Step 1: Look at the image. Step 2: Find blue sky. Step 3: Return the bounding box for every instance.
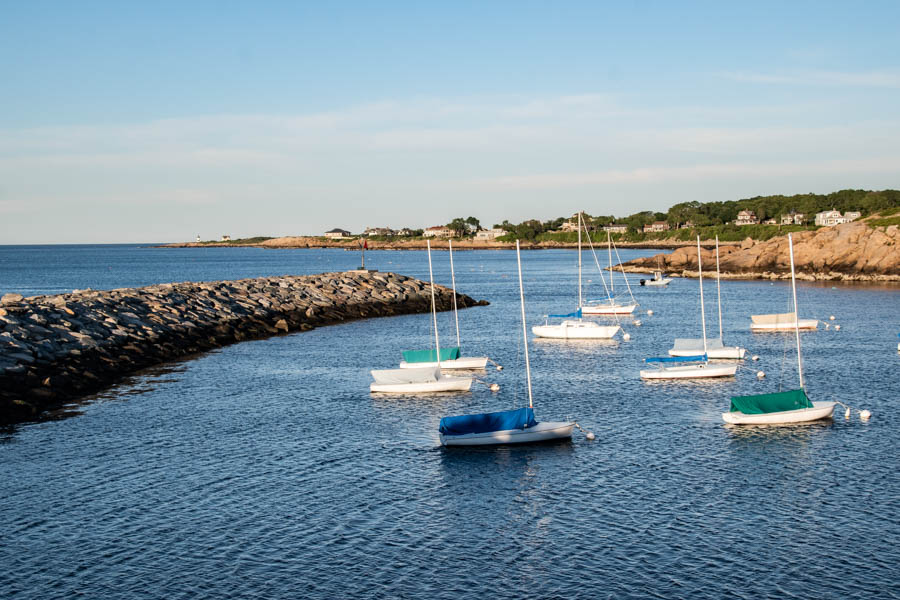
[2,1,899,242]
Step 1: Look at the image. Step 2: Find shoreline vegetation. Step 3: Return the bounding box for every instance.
[0,272,486,426]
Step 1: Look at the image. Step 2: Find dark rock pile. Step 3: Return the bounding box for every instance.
[0,271,487,425]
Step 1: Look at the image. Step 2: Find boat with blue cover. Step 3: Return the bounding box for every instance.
[440,241,575,446]
[723,233,835,424]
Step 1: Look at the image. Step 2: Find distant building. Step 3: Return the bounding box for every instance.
[221,235,231,241]
[762,218,777,225]
[734,210,759,226]
[815,209,860,227]
[423,226,453,238]
[324,228,351,239]
[678,221,695,230]
[196,235,201,242]
[363,227,395,237]
[781,212,806,225]
[603,223,629,234]
[560,220,580,232]
[475,228,506,240]
[396,228,415,237]
[643,221,670,233]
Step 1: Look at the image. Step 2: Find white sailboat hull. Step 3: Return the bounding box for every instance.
[751,319,818,331]
[440,421,575,446]
[722,401,836,425]
[668,347,746,359]
[640,363,738,379]
[370,376,473,393]
[398,356,489,370]
[581,303,637,315]
[532,321,620,339]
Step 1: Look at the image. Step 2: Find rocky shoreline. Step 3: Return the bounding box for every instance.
[618,222,900,282]
[161,237,738,251]
[0,271,487,425]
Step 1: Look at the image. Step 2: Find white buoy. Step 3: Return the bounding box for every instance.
[633,319,642,326]
[752,355,760,361]
[860,410,871,421]
[623,333,631,341]
[757,370,766,379]
[835,325,841,331]
[647,309,654,316]
[586,431,596,441]
[496,365,503,371]
[829,315,835,320]
[825,323,830,329]
[845,407,851,419]
[490,383,500,392]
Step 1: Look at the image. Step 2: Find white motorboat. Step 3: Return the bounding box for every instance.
[669,236,746,359]
[640,270,672,287]
[370,366,472,393]
[750,313,818,331]
[723,234,835,424]
[440,241,575,446]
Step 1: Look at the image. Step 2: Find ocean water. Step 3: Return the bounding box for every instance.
[1,244,899,599]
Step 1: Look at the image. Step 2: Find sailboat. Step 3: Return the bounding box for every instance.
[532,212,621,340]
[581,230,638,314]
[399,239,489,369]
[669,236,746,359]
[723,234,835,424]
[370,241,473,393]
[640,236,738,380]
[439,240,575,446]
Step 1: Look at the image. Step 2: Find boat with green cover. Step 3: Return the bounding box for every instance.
[722,233,835,424]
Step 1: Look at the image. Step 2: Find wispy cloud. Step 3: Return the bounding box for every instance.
[719,69,900,88]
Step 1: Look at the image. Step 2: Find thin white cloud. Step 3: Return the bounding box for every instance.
[477,156,900,189]
[720,69,900,88]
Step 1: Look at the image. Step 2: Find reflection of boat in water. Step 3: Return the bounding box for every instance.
[439,241,575,446]
[723,233,835,425]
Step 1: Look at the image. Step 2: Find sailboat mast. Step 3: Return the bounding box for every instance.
[427,240,441,362]
[578,212,583,309]
[448,238,461,349]
[608,229,614,293]
[715,235,723,340]
[516,240,534,409]
[789,234,804,389]
[697,236,708,355]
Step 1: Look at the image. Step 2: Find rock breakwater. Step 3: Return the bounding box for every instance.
[618,222,900,281]
[0,272,487,425]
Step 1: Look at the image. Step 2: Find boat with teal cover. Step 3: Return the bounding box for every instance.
[722,233,835,424]
[440,241,575,446]
[399,239,489,370]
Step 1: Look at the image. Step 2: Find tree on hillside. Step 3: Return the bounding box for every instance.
[447,218,469,237]
[464,216,482,231]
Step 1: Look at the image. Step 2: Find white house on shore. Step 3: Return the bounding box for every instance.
[815,209,861,226]
[781,212,806,225]
[324,228,351,239]
[643,221,670,233]
[423,226,453,238]
[734,210,759,226]
[363,227,394,237]
[475,228,506,240]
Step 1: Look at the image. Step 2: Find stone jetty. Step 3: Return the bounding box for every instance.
[0,271,487,425]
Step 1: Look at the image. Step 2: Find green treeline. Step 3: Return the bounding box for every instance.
[493,189,900,241]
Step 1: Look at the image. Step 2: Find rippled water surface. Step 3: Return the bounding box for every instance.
[2,245,899,599]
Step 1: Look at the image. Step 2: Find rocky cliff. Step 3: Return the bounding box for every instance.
[0,272,487,425]
[618,222,900,281]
